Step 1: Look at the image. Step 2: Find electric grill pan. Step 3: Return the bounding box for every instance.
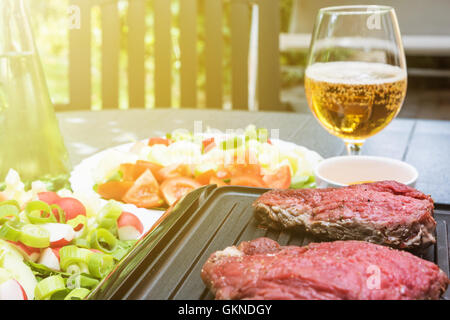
[92,185,450,300]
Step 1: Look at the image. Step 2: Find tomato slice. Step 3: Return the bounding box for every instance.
[202,137,215,149]
[155,164,191,182]
[120,163,137,181]
[216,168,231,179]
[227,162,261,178]
[134,160,164,178]
[202,138,216,153]
[122,170,163,208]
[203,142,216,153]
[227,150,261,176]
[124,192,163,209]
[120,161,164,182]
[209,176,228,187]
[262,165,292,189]
[195,169,216,185]
[97,181,133,201]
[230,175,266,188]
[148,137,171,146]
[160,177,202,206]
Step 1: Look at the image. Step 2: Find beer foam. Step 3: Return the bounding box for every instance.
[305,61,406,85]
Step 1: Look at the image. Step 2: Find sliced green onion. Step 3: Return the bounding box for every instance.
[67,215,87,235]
[106,170,123,182]
[220,137,244,150]
[257,128,269,142]
[34,275,66,300]
[96,202,122,233]
[59,245,93,271]
[66,262,89,275]
[78,262,89,274]
[290,175,316,189]
[66,263,81,275]
[0,203,20,224]
[50,204,65,223]
[74,237,90,248]
[49,288,71,300]
[100,202,123,220]
[0,199,20,210]
[89,228,117,253]
[0,222,22,242]
[244,126,258,141]
[171,129,193,142]
[25,200,57,224]
[97,217,117,232]
[19,224,50,248]
[302,181,316,189]
[88,253,114,278]
[79,275,99,289]
[66,273,80,289]
[18,211,30,224]
[67,274,99,290]
[290,175,310,189]
[64,288,90,300]
[110,246,127,261]
[111,240,136,261]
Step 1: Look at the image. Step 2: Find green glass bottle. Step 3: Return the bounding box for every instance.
[0,0,71,186]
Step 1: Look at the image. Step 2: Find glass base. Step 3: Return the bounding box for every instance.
[344,140,365,155]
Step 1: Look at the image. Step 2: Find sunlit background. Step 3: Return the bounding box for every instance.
[28,0,450,118]
[29,0,293,110]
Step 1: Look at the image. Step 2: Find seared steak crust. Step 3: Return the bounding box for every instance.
[253,181,435,250]
[201,238,449,300]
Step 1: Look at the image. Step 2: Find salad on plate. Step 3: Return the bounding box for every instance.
[79,125,323,209]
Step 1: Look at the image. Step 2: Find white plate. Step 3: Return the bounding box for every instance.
[70,141,165,235]
[70,138,322,234]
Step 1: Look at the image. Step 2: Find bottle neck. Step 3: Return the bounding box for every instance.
[0,0,33,55]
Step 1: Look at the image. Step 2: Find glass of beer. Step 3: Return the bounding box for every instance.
[304,5,407,155]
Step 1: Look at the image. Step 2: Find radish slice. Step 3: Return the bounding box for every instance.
[0,279,28,300]
[7,241,40,262]
[117,212,144,241]
[37,192,61,205]
[40,223,75,248]
[38,248,61,271]
[56,197,86,221]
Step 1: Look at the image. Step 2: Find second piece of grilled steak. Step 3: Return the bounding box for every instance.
[201,238,449,300]
[253,181,435,250]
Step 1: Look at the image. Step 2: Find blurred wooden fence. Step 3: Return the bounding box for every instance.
[63,0,281,111]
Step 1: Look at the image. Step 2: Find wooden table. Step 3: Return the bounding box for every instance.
[57,109,450,204]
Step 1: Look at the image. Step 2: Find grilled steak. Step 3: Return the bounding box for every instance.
[201,238,449,300]
[253,181,435,250]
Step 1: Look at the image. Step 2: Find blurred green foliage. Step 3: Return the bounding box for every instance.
[27,0,302,109]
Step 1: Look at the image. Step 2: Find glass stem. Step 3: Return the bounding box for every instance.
[344,140,365,156]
